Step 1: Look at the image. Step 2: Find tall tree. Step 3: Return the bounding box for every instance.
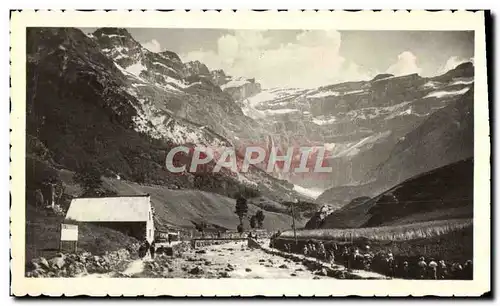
[194,221,207,237]
[73,163,103,196]
[235,196,248,229]
[255,210,265,228]
[249,215,257,229]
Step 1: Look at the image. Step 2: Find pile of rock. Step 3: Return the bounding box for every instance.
[26,249,132,278]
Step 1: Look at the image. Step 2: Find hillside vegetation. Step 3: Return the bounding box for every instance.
[317,158,473,229]
[280,219,472,241]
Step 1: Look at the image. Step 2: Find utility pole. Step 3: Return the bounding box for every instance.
[291,198,298,248]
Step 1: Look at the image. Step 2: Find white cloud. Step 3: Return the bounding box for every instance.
[142,39,162,53]
[181,30,373,89]
[386,51,422,76]
[436,56,474,75]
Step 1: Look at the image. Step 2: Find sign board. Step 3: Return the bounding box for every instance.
[60,224,78,241]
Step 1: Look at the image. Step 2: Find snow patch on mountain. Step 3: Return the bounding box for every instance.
[424,87,470,99]
[422,81,442,89]
[312,116,337,125]
[341,101,412,121]
[221,78,251,90]
[153,61,178,74]
[324,131,392,158]
[265,108,300,115]
[449,78,474,86]
[293,185,323,199]
[308,90,340,98]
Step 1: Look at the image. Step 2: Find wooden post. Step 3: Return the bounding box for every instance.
[291,199,298,249]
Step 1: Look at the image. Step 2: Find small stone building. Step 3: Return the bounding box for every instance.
[65,195,154,242]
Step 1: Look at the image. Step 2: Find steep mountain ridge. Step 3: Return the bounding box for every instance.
[26,27,300,206]
[244,64,473,192]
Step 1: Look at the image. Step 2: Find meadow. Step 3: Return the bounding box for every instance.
[279,218,472,242]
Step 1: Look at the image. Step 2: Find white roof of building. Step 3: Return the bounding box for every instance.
[65,195,151,222]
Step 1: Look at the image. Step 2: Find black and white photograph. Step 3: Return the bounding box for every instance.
[10,10,490,297]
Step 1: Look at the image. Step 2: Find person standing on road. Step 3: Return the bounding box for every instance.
[318,242,327,261]
[463,260,473,280]
[437,260,448,279]
[302,245,309,257]
[139,239,150,259]
[402,261,410,279]
[417,257,427,279]
[428,258,438,280]
[149,240,156,260]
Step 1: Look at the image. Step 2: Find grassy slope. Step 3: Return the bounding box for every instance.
[280,219,472,241]
[58,168,300,231]
[102,177,299,231]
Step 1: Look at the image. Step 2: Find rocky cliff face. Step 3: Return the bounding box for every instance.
[316,75,474,207]
[183,60,211,78]
[221,77,262,101]
[26,27,300,202]
[211,69,230,86]
[243,63,474,193]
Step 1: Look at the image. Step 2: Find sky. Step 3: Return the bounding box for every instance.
[109,29,474,89]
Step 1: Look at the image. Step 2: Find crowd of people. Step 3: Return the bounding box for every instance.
[272,239,473,280]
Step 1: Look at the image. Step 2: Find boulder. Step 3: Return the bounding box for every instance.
[245,268,252,272]
[314,268,327,276]
[49,256,66,270]
[218,271,230,278]
[38,257,50,270]
[189,266,203,275]
[278,264,288,269]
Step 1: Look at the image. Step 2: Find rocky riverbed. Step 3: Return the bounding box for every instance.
[26,240,388,279]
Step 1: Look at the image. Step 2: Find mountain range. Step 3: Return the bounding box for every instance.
[26,27,474,230]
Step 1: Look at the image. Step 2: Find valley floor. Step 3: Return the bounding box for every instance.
[81,241,387,279]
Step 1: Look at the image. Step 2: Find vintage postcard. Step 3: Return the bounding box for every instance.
[10,10,490,296]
